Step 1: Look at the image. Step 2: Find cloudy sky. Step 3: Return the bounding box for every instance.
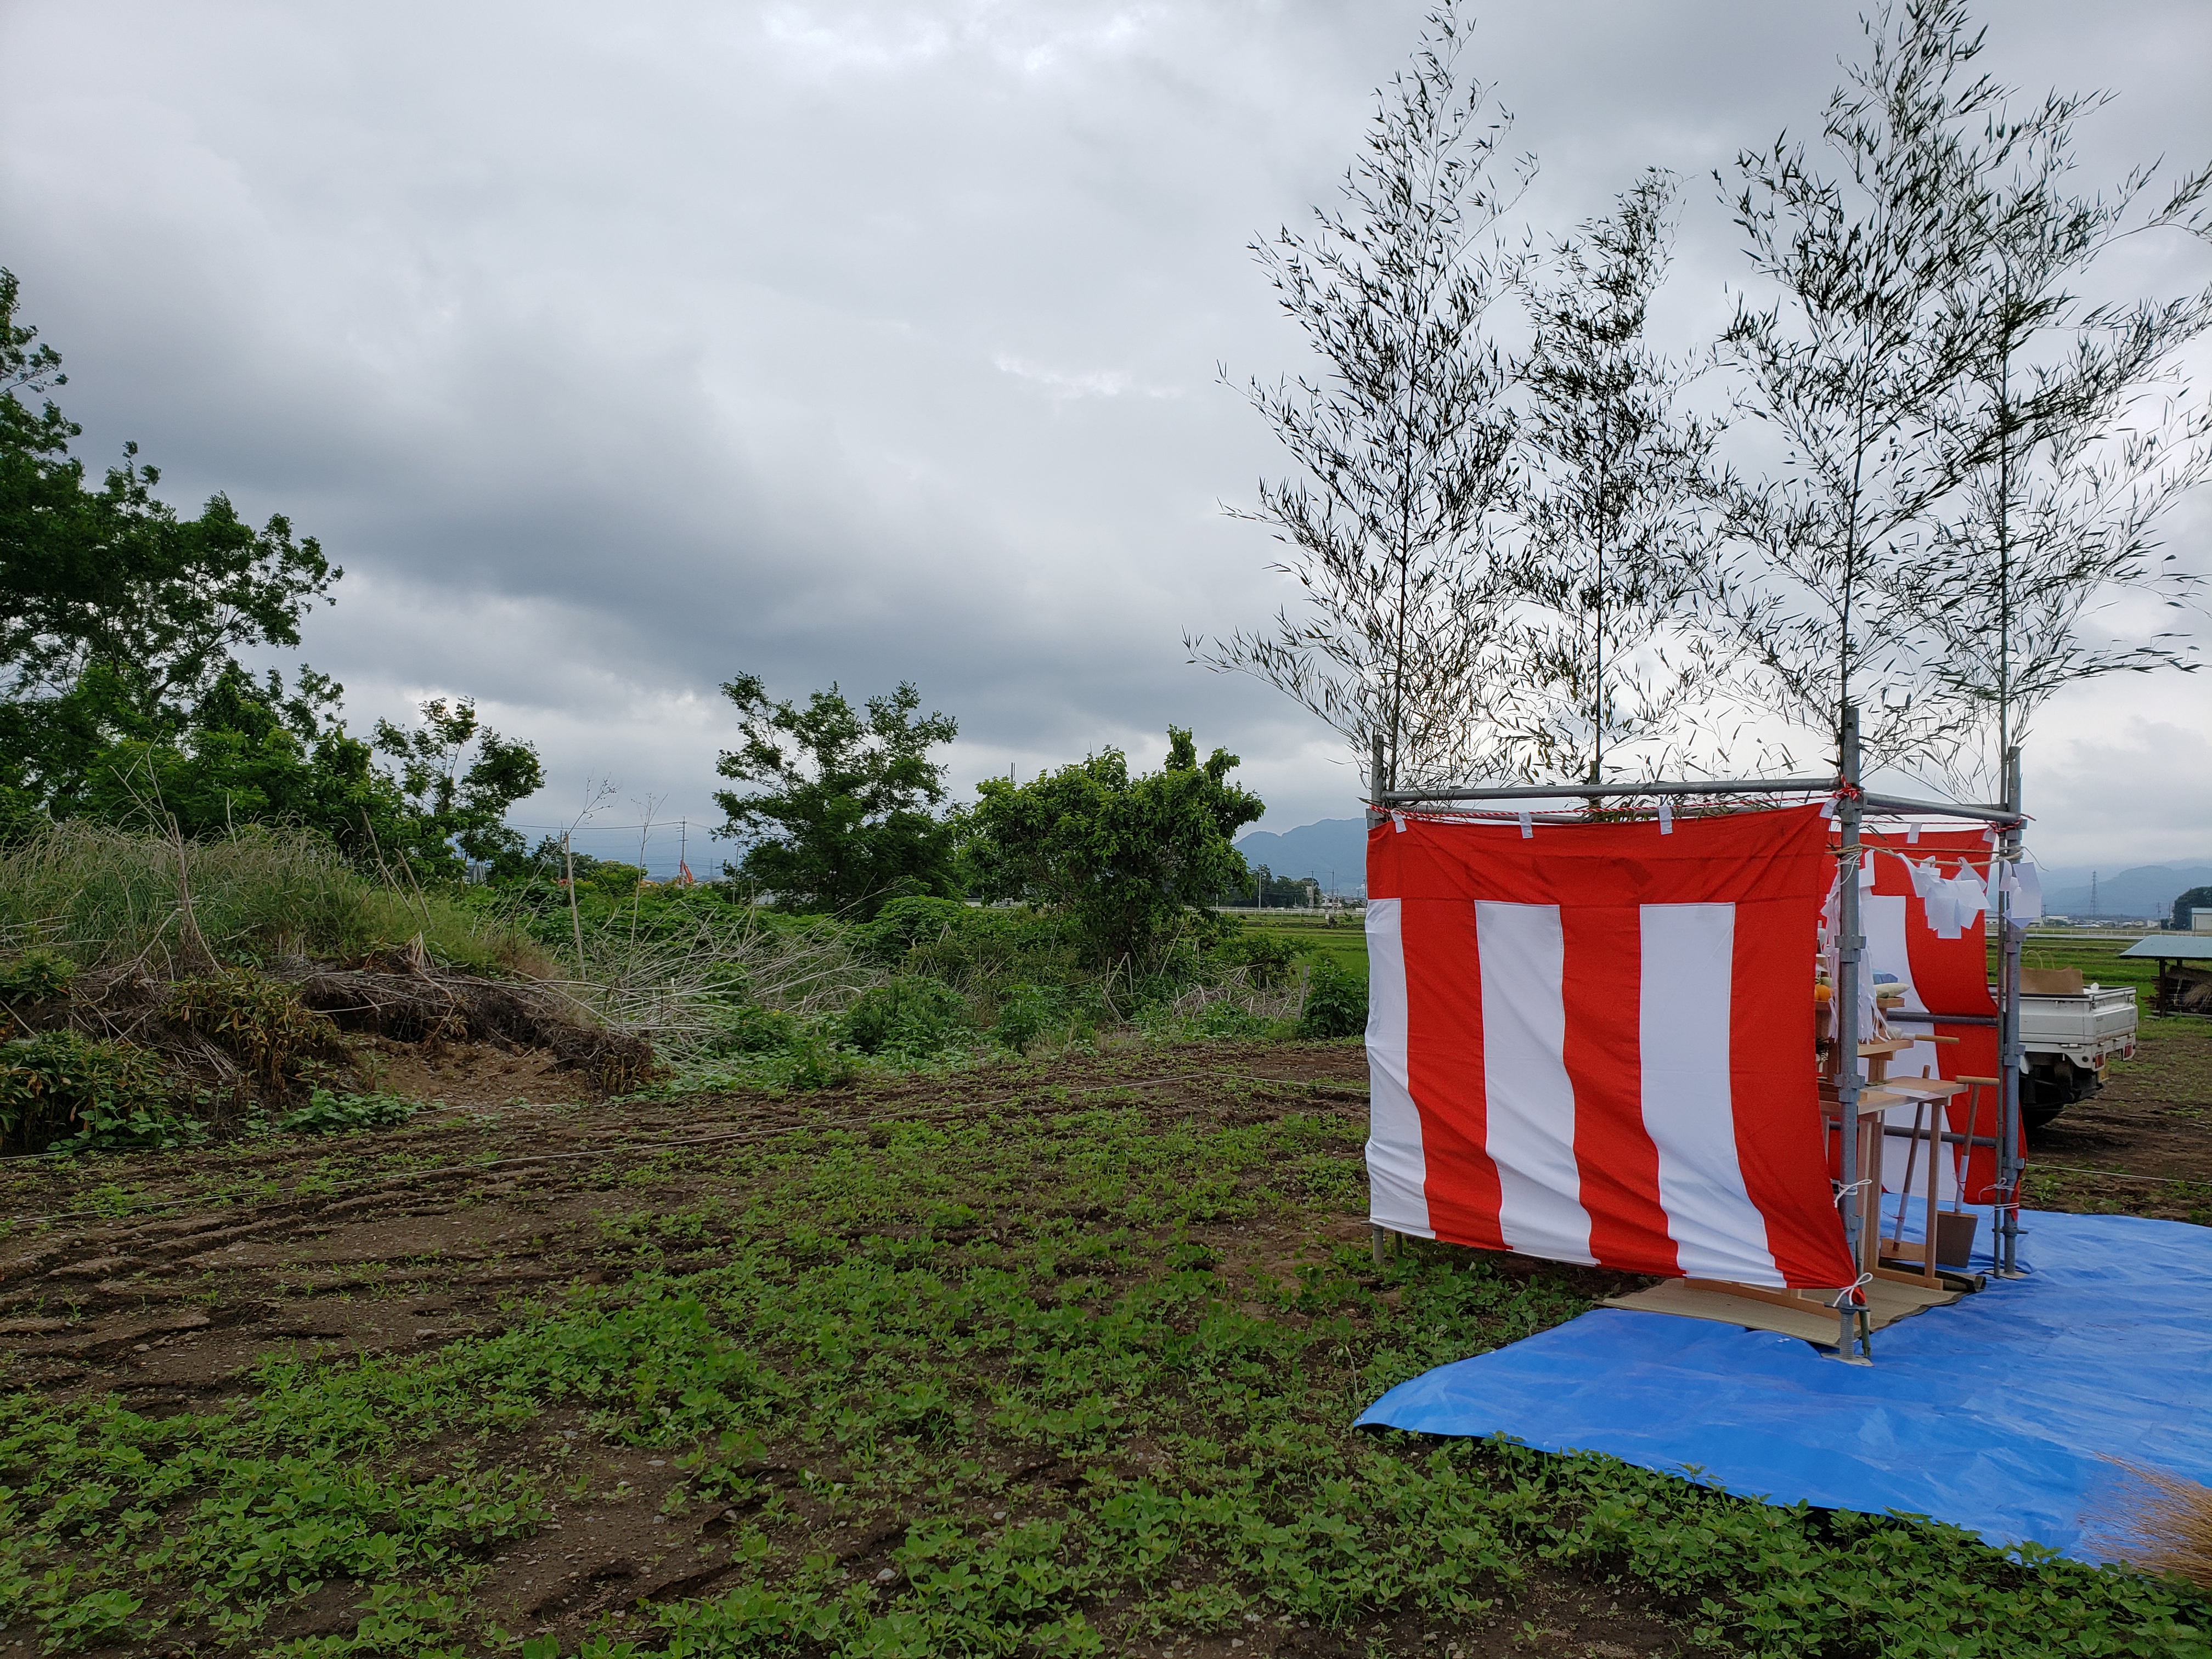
[5,0,2209,872]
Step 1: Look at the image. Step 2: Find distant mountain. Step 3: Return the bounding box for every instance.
[2036,862,2212,922]
[1235,817,1370,896]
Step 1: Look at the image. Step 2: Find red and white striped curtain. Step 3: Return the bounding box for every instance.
[1365,803,1857,1291]
[1851,828,2007,1204]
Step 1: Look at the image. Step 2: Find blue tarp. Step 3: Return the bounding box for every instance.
[1356,1205,2212,1561]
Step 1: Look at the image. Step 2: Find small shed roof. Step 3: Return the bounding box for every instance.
[2119,935,2212,961]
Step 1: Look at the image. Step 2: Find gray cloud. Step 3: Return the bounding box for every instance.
[4,0,2207,853]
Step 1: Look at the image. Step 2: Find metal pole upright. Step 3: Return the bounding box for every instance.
[1996,745,2026,1277]
[1834,705,1869,1361]
[1368,731,1393,1269]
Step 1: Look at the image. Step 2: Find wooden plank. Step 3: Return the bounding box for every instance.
[1680,1277,1817,1313]
[1605,1276,1961,1343]
[1884,1077,1968,1099]
[1606,1282,1846,1346]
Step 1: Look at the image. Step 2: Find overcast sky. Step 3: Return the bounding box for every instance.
[5,0,2209,872]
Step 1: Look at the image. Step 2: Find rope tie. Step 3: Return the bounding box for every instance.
[1828,1272,1873,1310]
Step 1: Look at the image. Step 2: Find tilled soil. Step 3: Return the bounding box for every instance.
[1,1024,2203,1657]
[1,1043,1374,1402]
[2025,1017,2212,1222]
[0,1038,1690,1659]
[12,1021,2198,1420]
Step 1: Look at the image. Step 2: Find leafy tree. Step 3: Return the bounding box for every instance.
[1901,15,2212,793]
[2172,886,2212,933]
[1190,2,1527,796]
[1226,865,1322,909]
[371,698,544,865]
[713,676,960,919]
[1714,3,1997,766]
[964,728,1263,967]
[70,670,541,877]
[75,664,388,840]
[1,269,339,801]
[1505,171,1730,783]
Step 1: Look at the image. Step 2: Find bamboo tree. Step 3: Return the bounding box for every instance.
[1714,0,1999,768]
[1189,2,1527,795]
[1501,171,1729,785]
[1910,79,2212,793]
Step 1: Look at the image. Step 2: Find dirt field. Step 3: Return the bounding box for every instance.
[2026,1015,2212,1222]
[1,1024,2205,1657]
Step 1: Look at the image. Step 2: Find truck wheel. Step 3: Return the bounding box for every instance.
[2022,1060,2099,1132]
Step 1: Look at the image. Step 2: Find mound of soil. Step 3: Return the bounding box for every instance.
[272,951,655,1092]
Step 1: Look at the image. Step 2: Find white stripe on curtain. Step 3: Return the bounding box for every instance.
[1362,898,1434,1237]
[1474,901,1595,1265]
[1639,902,1783,1286]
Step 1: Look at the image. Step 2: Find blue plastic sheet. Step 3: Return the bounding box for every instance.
[1355,1205,2212,1561]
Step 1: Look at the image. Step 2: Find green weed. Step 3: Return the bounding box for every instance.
[264,1088,423,1136]
[0,1028,192,1154]
[1,1088,2203,1655]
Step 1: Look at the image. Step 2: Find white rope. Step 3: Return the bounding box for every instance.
[1828,1271,1874,1310]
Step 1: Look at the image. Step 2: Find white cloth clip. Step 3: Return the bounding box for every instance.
[1906,822,1921,844]
[1656,798,1674,835]
[1391,812,1406,834]
[1517,811,1533,839]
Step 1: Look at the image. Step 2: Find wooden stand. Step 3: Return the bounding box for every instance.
[1605,1034,1971,1342]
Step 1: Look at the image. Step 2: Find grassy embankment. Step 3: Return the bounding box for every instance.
[0,826,1358,1154]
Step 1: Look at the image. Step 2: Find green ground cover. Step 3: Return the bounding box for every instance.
[2,1065,2203,1657]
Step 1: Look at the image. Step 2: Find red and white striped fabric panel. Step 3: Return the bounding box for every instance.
[1853,828,2008,1203]
[1366,804,1856,1291]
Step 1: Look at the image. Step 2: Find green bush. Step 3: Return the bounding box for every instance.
[0,1029,192,1153]
[1195,999,1272,1040]
[0,948,76,1004]
[1206,925,1307,988]
[706,1003,799,1055]
[841,976,974,1057]
[862,895,975,964]
[1299,957,1369,1040]
[269,1087,420,1135]
[992,982,1069,1053]
[163,969,337,1087]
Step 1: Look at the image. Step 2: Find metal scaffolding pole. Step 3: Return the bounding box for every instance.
[1380,776,1833,804]
[1368,732,1395,1270]
[1996,746,2026,1277]
[1833,705,1871,1361]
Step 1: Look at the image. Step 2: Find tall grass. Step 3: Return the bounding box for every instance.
[0,822,535,977]
[563,904,888,1064]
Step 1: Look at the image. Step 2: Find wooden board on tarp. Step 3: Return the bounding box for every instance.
[1602,1276,1962,1346]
